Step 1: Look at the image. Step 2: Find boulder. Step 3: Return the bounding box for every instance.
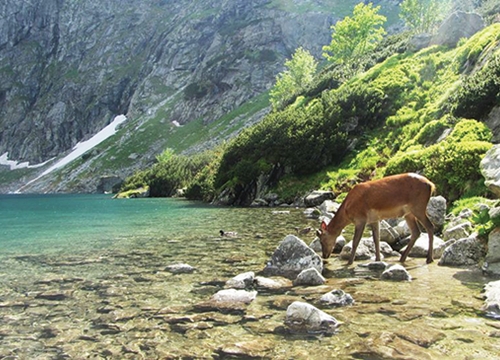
[481,144,500,198]
[399,233,445,259]
[482,280,500,318]
[431,11,485,48]
[318,200,340,215]
[438,235,487,267]
[293,268,325,286]
[483,228,500,277]
[409,33,432,51]
[319,289,355,307]
[304,190,335,207]
[225,272,255,289]
[284,301,340,335]
[381,264,412,281]
[340,238,398,262]
[443,221,472,241]
[380,220,399,245]
[427,196,447,229]
[263,235,323,279]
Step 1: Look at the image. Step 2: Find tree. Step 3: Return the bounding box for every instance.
[270,47,318,110]
[322,3,386,79]
[400,0,451,34]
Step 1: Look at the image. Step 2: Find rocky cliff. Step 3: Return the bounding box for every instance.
[0,0,338,164]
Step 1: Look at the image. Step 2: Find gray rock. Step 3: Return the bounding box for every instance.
[165,263,196,274]
[340,238,398,262]
[319,289,355,307]
[379,220,399,245]
[431,11,485,48]
[284,301,340,335]
[303,207,321,219]
[310,235,345,254]
[293,268,325,286]
[254,276,292,291]
[381,264,412,281]
[304,191,335,207]
[212,289,257,304]
[318,200,340,215]
[482,280,500,318]
[263,235,323,279]
[481,144,500,198]
[483,229,500,277]
[443,221,472,241]
[409,33,432,51]
[225,272,255,289]
[438,235,487,267]
[427,196,447,228]
[399,233,445,259]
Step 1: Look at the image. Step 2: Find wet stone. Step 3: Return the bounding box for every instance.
[35,290,71,301]
[319,289,355,308]
[381,264,412,282]
[293,267,325,286]
[225,271,255,289]
[216,339,274,359]
[284,301,340,335]
[254,276,292,292]
[165,263,196,274]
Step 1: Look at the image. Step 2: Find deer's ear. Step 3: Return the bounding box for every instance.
[321,221,328,230]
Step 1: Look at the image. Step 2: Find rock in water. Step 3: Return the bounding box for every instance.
[293,268,325,286]
[381,264,412,281]
[263,235,323,279]
[284,301,339,335]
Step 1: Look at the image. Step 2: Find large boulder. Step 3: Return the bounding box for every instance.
[482,280,500,318]
[438,235,487,267]
[431,11,485,48]
[427,196,447,229]
[481,144,500,198]
[284,301,340,335]
[483,228,500,277]
[304,190,335,207]
[263,235,323,279]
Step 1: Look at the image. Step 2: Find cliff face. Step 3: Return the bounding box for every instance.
[0,0,336,165]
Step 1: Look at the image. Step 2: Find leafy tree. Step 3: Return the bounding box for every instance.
[399,0,451,34]
[270,47,318,110]
[322,3,386,79]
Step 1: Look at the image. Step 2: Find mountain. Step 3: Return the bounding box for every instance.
[0,0,402,193]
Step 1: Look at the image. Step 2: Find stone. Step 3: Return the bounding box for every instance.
[263,235,323,279]
[304,190,335,207]
[431,11,485,48]
[293,268,325,286]
[438,235,487,267]
[482,280,500,318]
[483,228,500,277]
[409,33,432,51]
[379,220,400,245]
[443,221,472,241]
[319,289,355,307]
[216,339,274,359]
[165,263,196,274]
[212,289,257,304]
[318,200,340,215]
[254,276,292,291]
[381,264,412,281]
[310,235,345,254]
[481,144,500,198]
[284,301,340,335]
[225,271,255,289]
[340,238,398,262]
[399,233,445,259]
[303,207,321,219]
[427,196,447,228]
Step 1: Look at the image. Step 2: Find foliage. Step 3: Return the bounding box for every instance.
[450,54,500,120]
[270,47,318,110]
[121,149,218,198]
[323,3,386,79]
[450,197,500,237]
[385,118,492,201]
[399,0,451,34]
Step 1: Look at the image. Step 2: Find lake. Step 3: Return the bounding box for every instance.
[0,194,498,359]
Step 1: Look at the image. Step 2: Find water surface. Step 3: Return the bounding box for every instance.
[0,194,498,359]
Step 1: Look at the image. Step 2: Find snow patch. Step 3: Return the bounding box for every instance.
[15,115,127,192]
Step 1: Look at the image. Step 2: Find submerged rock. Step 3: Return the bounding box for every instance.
[225,271,255,289]
[254,276,293,292]
[263,235,323,279]
[293,268,325,286]
[284,301,339,335]
[165,263,196,274]
[319,289,355,307]
[381,264,412,282]
[340,238,398,262]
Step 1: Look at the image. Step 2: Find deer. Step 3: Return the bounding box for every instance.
[316,173,435,265]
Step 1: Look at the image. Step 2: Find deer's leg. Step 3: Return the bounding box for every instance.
[400,214,421,263]
[348,222,366,265]
[415,213,435,264]
[370,221,381,262]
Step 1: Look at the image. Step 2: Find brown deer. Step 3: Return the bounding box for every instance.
[316,173,435,265]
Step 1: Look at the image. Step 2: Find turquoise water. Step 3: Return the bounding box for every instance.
[0,195,498,359]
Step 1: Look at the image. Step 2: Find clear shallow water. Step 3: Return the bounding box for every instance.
[0,194,499,359]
